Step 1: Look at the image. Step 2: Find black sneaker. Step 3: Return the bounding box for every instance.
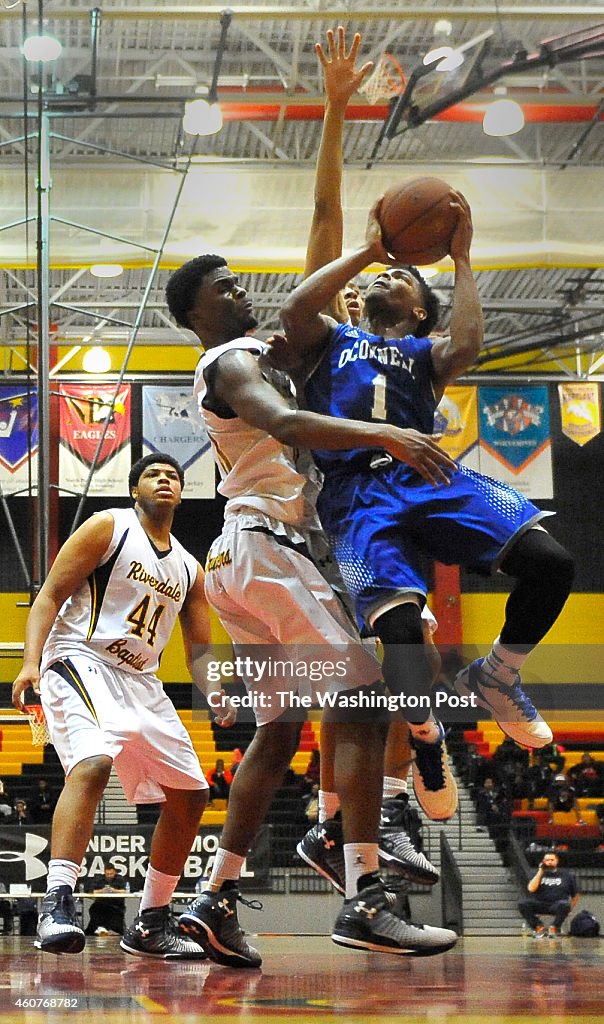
[378,830,439,885]
[179,889,262,968]
[296,816,345,894]
[410,722,458,821]
[331,882,457,956]
[120,906,205,960]
[35,886,85,954]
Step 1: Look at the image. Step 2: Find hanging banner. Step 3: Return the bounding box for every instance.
[558,382,601,447]
[142,386,215,499]
[0,387,38,496]
[59,384,131,497]
[435,386,479,469]
[478,386,553,499]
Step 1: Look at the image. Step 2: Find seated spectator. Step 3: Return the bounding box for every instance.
[30,779,57,825]
[304,783,320,825]
[230,748,243,777]
[567,753,604,798]
[539,742,566,775]
[84,862,128,936]
[476,776,510,834]
[0,782,12,820]
[548,774,584,823]
[493,737,529,777]
[518,851,579,937]
[206,759,232,803]
[504,764,530,802]
[11,799,31,827]
[526,751,555,805]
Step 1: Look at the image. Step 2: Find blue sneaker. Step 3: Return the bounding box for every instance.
[453,658,552,748]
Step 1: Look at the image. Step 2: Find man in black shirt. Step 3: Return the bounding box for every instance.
[518,851,579,937]
[84,862,128,936]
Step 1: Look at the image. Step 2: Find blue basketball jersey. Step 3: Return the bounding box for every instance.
[305,323,436,471]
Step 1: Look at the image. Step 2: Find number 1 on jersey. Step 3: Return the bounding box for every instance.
[371,373,387,420]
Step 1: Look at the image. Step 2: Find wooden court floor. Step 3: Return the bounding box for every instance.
[0,935,601,1023]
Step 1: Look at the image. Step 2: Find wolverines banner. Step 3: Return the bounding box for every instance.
[478,386,553,498]
[142,386,215,498]
[59,384,131,496]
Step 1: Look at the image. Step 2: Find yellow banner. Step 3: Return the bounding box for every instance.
[558,382,601,447]
[435,386,478,464]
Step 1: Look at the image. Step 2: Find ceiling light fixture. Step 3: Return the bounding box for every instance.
[21,34,63,62]
[483,88,525,137]
[82,346,111,374]
[90,263,124,278]
[183,98,223,136]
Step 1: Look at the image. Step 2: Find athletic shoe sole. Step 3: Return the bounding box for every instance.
[34,932,85,955]
[377,846,439,886]
[331,931,457,956]
[453,671,552,749]
[179,912,261,969]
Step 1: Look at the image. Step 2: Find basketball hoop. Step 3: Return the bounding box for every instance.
[358,52,406,105]
[25,705,51,747]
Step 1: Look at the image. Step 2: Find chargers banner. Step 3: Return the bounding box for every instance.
[478,386,553,499]
[435,386,479,468]
[558,382,601,447]
[0,387,38,496]
[59,384,131,496]
[142,386,215,498]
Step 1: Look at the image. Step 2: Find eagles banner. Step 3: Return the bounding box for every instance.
[0,387,38,496]
[558,382,601,447]
[435,386,479,468]
[142,386,215,498]
[478,386,553,499]
[59,384,131,496]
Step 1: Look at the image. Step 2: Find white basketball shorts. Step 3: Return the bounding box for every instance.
[204,514,382,726]
[41,654,207,803]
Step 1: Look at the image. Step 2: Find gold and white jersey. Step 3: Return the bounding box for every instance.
[194,338,321,530]
[42,507,198,676]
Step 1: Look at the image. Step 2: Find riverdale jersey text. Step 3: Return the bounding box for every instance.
[42,507,197,676]
[305,323,435,471]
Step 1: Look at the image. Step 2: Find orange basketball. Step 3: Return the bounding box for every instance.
[378,176,457,266]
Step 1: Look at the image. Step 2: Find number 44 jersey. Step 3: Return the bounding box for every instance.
[304,323,436,473]
[41,507,198,676]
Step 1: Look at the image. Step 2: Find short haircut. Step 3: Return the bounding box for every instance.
[128,452,184,498]
[403,265,441,337]
[165,254,227,329]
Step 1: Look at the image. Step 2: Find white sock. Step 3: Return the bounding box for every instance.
[139,865,180,913]
[408,717,442,744]
[382,776,408,800]
[207,848,245,892]
[318,790,340,823]
[344,843,379,900]
[483,636,529,686]
[46,859,80,893]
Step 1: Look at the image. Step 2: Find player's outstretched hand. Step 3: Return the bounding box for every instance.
[365,197,397,266]
[316,26,374,109]
[12,666,40,712]
[448,190,473,262]
[384,427,456,486]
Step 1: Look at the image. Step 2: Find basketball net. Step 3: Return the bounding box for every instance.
[25,705,51,746]
[358,52,406,105]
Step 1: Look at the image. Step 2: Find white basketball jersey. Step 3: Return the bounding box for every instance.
[42,507,198,675]
[194,338,321,529]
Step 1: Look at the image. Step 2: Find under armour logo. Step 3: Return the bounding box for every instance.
[354,901,377,919]
[218,899,234,917]
[320,830,335,850]
[0,832,48,881]
[355,855,365,865]
[135,921,150,938]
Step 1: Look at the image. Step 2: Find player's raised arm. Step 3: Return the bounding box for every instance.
[12,513,115,709]
[305,26,373,324]
[430,192,484,395]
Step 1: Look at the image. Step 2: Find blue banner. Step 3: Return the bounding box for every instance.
[478,386,553,498]
[0,387,38,496]
[142,386,215,498]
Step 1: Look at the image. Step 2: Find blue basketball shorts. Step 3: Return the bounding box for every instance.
[316,461,552,631]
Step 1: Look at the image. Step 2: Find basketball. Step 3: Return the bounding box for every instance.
[378,176,457,266]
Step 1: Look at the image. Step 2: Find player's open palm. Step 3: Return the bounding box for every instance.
[316,27,373,108]
[384,427,456,486]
